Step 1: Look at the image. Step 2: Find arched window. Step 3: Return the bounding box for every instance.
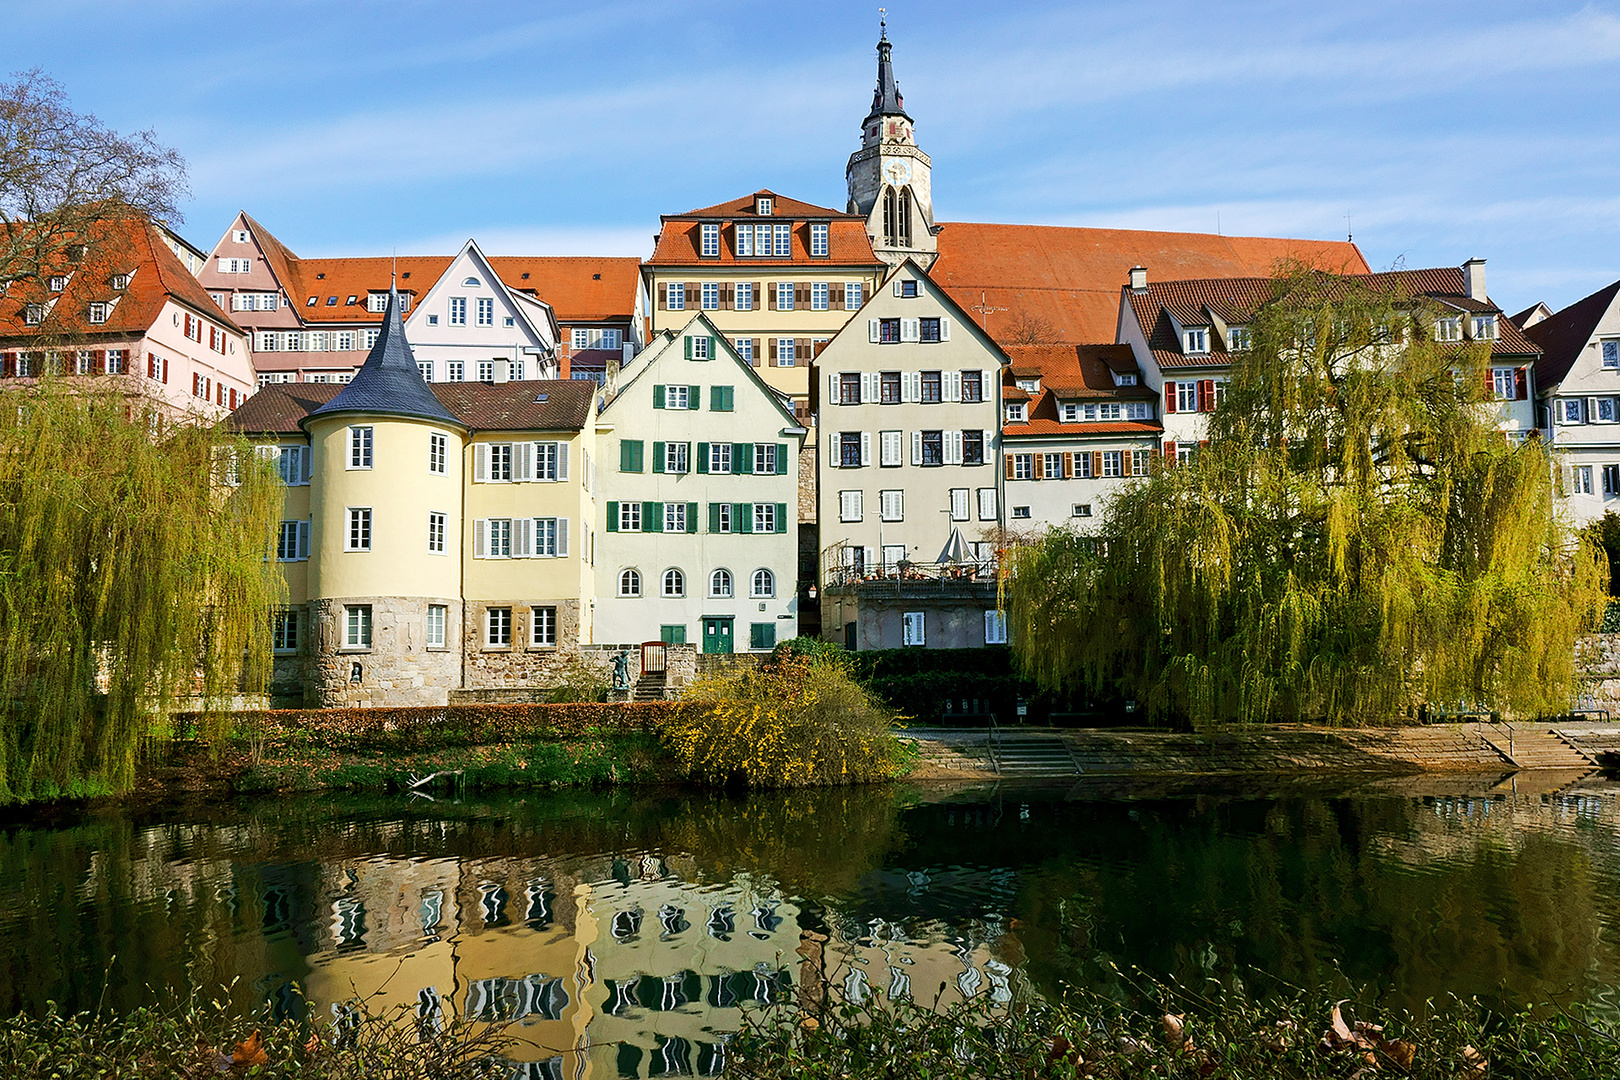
[618,569,641,597]
[882,187,898,247]
[710,569,733,598]
[662,568,685,598]
[462,277,480,287]
[751,569,775,598]
[896,187,912,247]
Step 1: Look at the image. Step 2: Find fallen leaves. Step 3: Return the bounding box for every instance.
[1318,1001,1416,1072]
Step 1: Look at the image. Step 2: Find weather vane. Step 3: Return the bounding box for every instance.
[879,7,887,38]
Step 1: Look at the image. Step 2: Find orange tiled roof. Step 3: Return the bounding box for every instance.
[1006,419,1163,438]
[648,189,882,268]
[1002,343,1157,436]
[931,222,1370,347]
[0,217,244,341]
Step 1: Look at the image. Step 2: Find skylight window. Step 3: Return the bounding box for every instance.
[326,296,337,306]
[346,295,357,305]
[306,296,317,306]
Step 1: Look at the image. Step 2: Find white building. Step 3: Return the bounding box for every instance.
[405,240,560,384]
[595,313,807,652]
[1525,278,1620,523]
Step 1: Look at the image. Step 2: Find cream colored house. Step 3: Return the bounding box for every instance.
[1526,278,1620,524]
[403,239,559,384]
[229,289,599,706]
[813,261,1006,649]
[595,312,807,652]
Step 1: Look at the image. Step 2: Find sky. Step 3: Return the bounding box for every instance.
[6,0,1619,316]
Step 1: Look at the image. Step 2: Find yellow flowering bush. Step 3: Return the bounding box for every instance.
[664,656,902,787]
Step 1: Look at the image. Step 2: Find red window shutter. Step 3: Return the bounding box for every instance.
[1197,379,1213,411]
[1515,367,1527,400]
[1484,366,1494,395]
[1164,440,1177,463]
[92,349,105,374]
[1165,381,1177,413]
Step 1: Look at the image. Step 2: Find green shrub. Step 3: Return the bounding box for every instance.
[665,655,902,786]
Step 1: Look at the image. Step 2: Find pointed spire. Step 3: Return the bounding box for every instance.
[308,283,461,427]
[864,18,911,126]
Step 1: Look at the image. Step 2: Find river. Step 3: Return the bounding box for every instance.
[2,775,1618,1076]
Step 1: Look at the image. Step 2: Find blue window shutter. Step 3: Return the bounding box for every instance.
[653,441,665,473]
[653,384,665,409]
[696,442,710,472]
[606,502,619,531]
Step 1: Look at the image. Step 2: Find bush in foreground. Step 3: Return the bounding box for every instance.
[665,655,904,787]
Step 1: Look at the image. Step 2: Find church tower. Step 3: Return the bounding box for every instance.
[846,20,938,270]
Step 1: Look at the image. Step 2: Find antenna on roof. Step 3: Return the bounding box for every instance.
[1346,213,1352,243]
[391,248,397,287]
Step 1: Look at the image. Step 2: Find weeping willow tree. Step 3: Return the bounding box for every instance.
[0,380,284,802]
[1004,267,1605,728]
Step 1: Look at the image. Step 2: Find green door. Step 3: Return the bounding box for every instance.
[702,617,734,654]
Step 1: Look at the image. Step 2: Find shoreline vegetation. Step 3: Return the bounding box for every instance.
[2,969,1616,1079]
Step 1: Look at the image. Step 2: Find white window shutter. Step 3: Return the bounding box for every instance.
[557,517,569,557]
[979,487,997,520]
[297,520,310,559]
[828,432,840,466]
[901,318,920,342]
[903,372,920,402]
[982,428,993,452]
[893,280,903,296]
[474,443,488,482]
[944,371,961,402]
[946,430,962,464]
[558,442,570,481]
[942,317,952,341]
[515,441,534,482]
[513,516,531,558]
[863,372,880,402]
[828,373,839,402]
[911,430,923,465]
[868,319,880,343]
[474,519,487,558]
[864,545,876,570]
[860,431,872,466]
[881,430,901,466]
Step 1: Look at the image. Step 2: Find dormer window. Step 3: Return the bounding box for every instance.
[1183,328,1209,354]
[1227,326,1251,351]
[1435,317,1463,342]
[367,293,386,313]
[325,296,337,306]
[756,196,773,216]
[1005,402,1026,423]
[1472,315,1498,341]
[700,222,720,257]
[1016,378,1039,393]
[48,276,67,292]
[1116,372,1138,386]
[810,222,829,257]
[24,304,43,325]
[88,302,108,324]
[111,273,129,290]
[1060,402,1080,422]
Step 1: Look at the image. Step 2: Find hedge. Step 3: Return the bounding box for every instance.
[173,701,695,753]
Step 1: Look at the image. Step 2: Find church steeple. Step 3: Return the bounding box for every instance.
[846,19,937,269]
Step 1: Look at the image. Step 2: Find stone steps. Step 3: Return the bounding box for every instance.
[993,736,1080,777]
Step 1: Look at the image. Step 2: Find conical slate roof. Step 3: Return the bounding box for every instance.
[864,30,911,125]
[306,285,462,427]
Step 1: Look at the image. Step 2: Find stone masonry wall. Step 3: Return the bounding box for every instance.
[1576,633,1620,707]
[462,599,588,690]
[308,596,462,708]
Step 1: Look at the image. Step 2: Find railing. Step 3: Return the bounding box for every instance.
[986,711,1003,775]
[821,557,1000,592]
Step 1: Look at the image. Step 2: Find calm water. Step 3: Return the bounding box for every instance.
[3,776,1619,1075]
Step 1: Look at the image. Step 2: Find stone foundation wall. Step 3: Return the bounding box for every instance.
[581,642,699,695]
[462,599,589,690]
[1574,633,1620,708]
[308,596,463,708]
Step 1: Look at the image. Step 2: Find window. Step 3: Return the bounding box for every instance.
[985,610,1008,644]
[1183,328,1209,353]
[1559,398,1584,424]
[840,432,863,468]
[1435,316,1462,342]
[232,229,249,244]
[734,226,753,257]
[111,273,130,290]
[87,302,108,324]
[735,282,754,311]
[750,622,777,650]
[777,338,795,366]
[1132,448,1151,475]
[346,508,372,551]
[902,612,926,647]
[960,370,983,403]
[521,606,554,648]
[879,318,901,343]
[1605,465,1620,496]
[1489,367,1517,400]
[700,222,720,257]
[1042,452,1065,478]
[619,568,642,596]
[418,362,434,382]
[1006,403,1026,423]
[664,384,690,409]
[105,349,124,374]
[899,280,919,298]
[714,502,732,533]
[754,503,777,533]
[776,281,795,311]
[811,282,829,310]
[426,605,447,648]
[272,610,300,653]
[845,282,863,310]
[486,517,512,557]
[276,520,308,561]
[367,293,386,312]
[667,282,685,310]
[774,223,790,256]
[1013,453,1033,480]
[690,335,710,360]
[1126,401,1154,420]
[708,442,732,473]
[881,371,902,402]
[662,568,685,598]
[1473,315,1498,340]
[345,606,372,648]
[1073,503,1093,518]
[74,350,92,374]
[337,331,354,350]
[485,443,513,481]
[919,317,942,343]
[486,607,512,647]
[1602,398,1620,423]
[751,569,775,598]
[428,512,447,554]
[447,361,464,382]
[664,502,688,534]
[24,304,43,325]
[1227,326,1251,351]
[428,432,448,475]
[810,222,829,257]
[619,502,642,532]
[1574,465,1595,495]
[1102,451,1123,478]
[510,359,523,380]
[839,372,861,404]
[710,569,733,597]
[756,196,773,216]
[920,431,944,465]
[664,441,689,474]
[572,328,623,352]
[754,443,778,474]
[478,361,495,383]
[839,490,863,522]
[1012,506,1032,519]
[1060,403,1080,423]
[349,426,373,468]
[449,297,467,326]
[920,371,942,402]
[880,489,903,521]
[1604,341,1620,369]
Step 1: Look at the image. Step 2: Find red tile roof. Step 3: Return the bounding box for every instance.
[228,379,595,435]
[648,189,883,268]
[1006,419,1162,438]
[1525,280,1620,391]
[930,222,1370,347]
[0,218,245,341]
[1128,267,1540,373]
[1002,343,1157,436]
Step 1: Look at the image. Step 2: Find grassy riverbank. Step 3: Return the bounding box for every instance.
[4,976,1615,1079]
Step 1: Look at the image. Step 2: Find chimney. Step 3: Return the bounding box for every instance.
[1462,258,1486,302]
[1128,266,1147,291]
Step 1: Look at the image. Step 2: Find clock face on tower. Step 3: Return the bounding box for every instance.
[884,159,912,186]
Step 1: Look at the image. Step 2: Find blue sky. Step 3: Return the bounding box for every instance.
[7,0,1619,314]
